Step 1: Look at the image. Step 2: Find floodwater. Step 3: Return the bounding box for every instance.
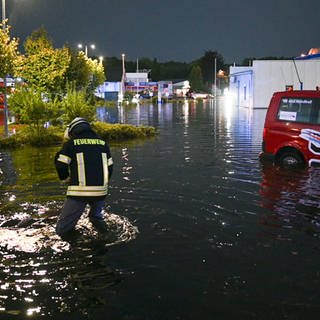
[1,99,320,319]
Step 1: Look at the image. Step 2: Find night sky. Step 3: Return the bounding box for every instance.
[6,0,320,64]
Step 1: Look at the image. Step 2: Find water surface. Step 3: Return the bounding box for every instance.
[1,100,320,319]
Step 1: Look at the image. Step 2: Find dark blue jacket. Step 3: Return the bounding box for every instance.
[55,124,113,200]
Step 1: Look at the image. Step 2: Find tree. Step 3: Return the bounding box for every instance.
[60,82,96,123]
[65,47,92,90]
[0,22,22,136]
[8,85,60,135]
[197,50,225,90]
[16,27,71,95]
[188,64,204,91]
[0,22,21,78]
[23,26,53,55]
[79,52,105,104]
[151,58,161,81]
[157,61,191,81]
[85,53,105,90]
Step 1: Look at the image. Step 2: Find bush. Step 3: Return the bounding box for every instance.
[60,82,96,123]
[25,126,63,146]
[0,122,156,148]
[93,121,156,142]
[0,125,64,148]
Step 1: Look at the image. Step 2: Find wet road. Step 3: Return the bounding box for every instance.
[1,99,320,319]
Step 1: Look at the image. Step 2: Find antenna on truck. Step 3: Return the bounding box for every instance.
[292,59,303,90]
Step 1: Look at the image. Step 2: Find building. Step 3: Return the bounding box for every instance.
[229,48,320,109]
[95,65,189,102]
[172,80,190,97]
[125,72,157,94]
[95,82,121,101]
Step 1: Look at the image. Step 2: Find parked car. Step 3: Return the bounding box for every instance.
[192,92,209,99]
[260,90,320,167]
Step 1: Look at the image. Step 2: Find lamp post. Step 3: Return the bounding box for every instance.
[118,53,126,103]
[214,57,217,98]
[121,53,126,77]
[2,0,8,137]
[78,43,95,57]
[217,69,225,94]
[2,0,5,25]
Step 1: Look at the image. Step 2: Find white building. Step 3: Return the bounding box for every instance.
[172,80,190,97]
[229,50,320,109]
[125,72,149,84]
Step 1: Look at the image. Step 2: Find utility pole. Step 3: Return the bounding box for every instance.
[214,57,217,98]
[2,0,9,137]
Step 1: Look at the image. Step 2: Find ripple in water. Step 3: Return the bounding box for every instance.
[0,202,138,318]
[0,202,138,252]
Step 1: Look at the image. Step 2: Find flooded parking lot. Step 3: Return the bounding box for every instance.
[1,99,320,319]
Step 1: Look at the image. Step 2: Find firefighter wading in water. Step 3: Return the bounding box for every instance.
[54,117,113,239]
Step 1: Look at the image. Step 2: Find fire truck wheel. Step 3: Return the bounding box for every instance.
[278,151,305,167]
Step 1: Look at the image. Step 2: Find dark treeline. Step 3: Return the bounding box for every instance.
[104,57,192,82]
[99,51,293,92]
[101,50,225,90]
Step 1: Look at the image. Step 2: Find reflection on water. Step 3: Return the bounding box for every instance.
[259,162,320,239]
[0,200,138,318]
[0,141,138,318]
[1,100,320,318]
[97,102,176,127]
[0,237,121,317]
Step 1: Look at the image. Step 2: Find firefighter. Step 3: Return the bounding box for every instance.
[54,117,113,239]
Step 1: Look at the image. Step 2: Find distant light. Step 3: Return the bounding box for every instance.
[224,90,235,110]
[26,307,41,316]
[77,43,96,56]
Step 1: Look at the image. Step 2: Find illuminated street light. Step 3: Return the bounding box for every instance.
[118,53,126,103]
[78,43,95,57]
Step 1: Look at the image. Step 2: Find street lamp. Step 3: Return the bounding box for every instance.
[214,57,217,98]
[217,69,225,93]
[118,53,126,103]
[2,0,5,26]
[78,43,95,57]
[2,0,8,137]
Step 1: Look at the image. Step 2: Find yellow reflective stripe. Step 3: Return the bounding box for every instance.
[67,190,108,196]
[108,157,113,166]
[102,153,109,186]
[67,185,108,197]
[68,185,108,191]
[76,153,86,186]
[57,154,71,164]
